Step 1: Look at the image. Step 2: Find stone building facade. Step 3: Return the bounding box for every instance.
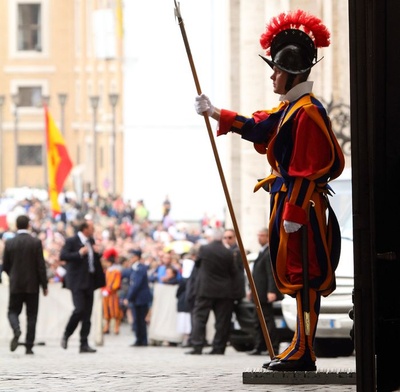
[0,0,124,198]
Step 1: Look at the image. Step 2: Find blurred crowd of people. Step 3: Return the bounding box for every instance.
[0,192,209,285]
[0,192,228,345]
[0,192,282,358]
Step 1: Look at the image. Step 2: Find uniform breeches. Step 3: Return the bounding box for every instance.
[102,292,123,321]
[269,189,334,296]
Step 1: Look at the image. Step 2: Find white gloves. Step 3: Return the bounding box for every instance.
[283,220,302,233]
[195,94,215,116]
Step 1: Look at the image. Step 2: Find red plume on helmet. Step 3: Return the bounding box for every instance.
[260,9,330,56]
[103,247,118,262]
[259,10,330,74]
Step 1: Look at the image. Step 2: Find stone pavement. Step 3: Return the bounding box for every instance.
[0,323,356,392]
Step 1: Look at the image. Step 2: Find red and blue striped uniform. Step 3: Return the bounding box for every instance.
[217,93,345,362]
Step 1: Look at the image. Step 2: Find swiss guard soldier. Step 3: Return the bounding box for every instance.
[194,9,345,371]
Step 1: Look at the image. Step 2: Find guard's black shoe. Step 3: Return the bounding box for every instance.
[267,357,316,372]
[79,345,97,353]
[10,330,21,352]
[262,358,279,369]
[26,348,34,355]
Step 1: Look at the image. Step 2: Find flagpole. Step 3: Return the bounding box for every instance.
[42,97,50,195]
[173,1,275,359]
[44,105,50,214]
[44,106,48,199]
[11,93,20,188]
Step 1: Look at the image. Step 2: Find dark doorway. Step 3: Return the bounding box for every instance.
[349,0,400,390]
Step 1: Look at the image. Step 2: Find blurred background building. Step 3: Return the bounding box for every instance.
[0,0,124,200]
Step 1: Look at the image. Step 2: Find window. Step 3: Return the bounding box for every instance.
[18,86,43,107]
[10,0,49,57]
[17,3,42,51]
[18,145,43,166]
[11,80,48,112]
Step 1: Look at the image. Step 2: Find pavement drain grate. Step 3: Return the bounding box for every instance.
[243,368,356,385]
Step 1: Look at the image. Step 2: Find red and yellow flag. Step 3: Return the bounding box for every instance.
[45,106,73,217]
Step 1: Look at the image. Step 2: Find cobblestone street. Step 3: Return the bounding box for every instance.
[0,323,357,392]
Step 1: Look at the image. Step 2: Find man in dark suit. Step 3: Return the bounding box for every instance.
[186,228,238,355]
[247,227,283,356]
[123,249,152,347]
[223,228,246,302]
[60,220,105,353]
[3,215,48,355]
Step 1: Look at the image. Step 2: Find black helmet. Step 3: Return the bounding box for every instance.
[259,10,330,74]
[259,30,317,74]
